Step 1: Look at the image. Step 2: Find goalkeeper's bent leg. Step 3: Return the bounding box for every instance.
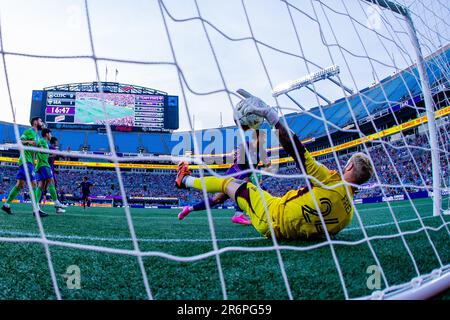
[182,172,278,236]
[177,162,246,210]
[183,176,249,209]
[183,176,235,194]
[234,182,278,237]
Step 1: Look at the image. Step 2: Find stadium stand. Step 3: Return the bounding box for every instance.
[0,46,449,208]
[0,45,447,155]
[1,121,449,208]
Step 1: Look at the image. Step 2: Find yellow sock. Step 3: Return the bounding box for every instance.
[191,176,234,193]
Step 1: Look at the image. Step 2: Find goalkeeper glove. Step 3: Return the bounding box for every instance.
[237,95,280,126]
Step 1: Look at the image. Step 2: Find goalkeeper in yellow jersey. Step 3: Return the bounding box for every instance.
[175,93,374,240]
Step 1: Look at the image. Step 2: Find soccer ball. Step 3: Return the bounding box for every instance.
[235,101,264,130]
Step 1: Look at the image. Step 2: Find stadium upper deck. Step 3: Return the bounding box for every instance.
[0,45,448,156]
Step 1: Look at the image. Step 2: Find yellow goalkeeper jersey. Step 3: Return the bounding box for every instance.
[270,151,355,239]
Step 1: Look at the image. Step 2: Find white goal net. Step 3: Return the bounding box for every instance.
[0,0,449,300]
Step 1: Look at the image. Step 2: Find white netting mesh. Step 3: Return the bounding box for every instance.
[0,0,449,299]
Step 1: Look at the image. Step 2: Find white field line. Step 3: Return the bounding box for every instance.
[42,201,433,220]
[0,214,442,244]
[0,229,264,243]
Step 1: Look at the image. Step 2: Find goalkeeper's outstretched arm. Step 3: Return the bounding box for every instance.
[273,122,307,172]
[272,118,332,183]
[236,91,330,181]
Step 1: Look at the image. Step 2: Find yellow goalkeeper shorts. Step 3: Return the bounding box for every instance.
[236,183,281,237]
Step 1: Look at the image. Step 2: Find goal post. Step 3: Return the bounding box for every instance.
[361,0,448,299]
[364,0,441,219]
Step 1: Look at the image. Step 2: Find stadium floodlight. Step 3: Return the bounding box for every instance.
[272,65,340,97]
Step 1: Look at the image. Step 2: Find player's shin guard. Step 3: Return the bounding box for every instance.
[48,184,58,202]
[6,186,21,205]
[34,187,42,206]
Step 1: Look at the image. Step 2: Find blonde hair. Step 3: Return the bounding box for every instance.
[349,153,374,185]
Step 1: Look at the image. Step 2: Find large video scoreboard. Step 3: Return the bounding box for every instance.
[30,84,179,132]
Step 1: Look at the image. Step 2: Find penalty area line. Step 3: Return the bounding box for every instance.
[0,215,442,244]
[0,229,264,243]
[41,201,433,220]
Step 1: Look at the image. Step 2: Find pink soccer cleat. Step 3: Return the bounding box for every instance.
[178,206,192,220]
[231,213,252,226]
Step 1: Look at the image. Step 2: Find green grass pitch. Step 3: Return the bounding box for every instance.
[0,198,448,300]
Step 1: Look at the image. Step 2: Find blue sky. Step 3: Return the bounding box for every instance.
[0,0,447,131]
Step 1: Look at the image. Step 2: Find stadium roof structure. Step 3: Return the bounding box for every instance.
[172,44,449,147]
[176,43,449,152]
[278,43,450,142]
[43,82,168,96]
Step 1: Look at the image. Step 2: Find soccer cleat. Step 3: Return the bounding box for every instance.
[175,161,192,189]
[178,206,192,220]
[1,205,12,215]
[231,213,252,226]
[54,200,67,209]
[56,208,65,214]
[33,209,49,218]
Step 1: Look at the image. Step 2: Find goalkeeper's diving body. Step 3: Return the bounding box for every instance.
[175,94,374,239]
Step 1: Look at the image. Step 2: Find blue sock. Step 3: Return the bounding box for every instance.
[192,198,215,211]
[192,201,206,211]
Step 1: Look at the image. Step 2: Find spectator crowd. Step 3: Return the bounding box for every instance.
[1,127,449,207]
